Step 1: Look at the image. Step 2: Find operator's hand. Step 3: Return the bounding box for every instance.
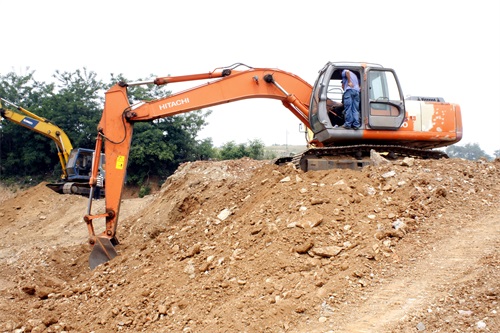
[348,82,353,88]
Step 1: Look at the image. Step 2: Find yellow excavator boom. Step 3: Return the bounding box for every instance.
[0,97,74,179]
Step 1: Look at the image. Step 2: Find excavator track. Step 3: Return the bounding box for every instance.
[45,182,104,198]
[274,145,448,171]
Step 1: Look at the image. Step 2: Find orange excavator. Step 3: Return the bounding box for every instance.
[84,62,462,268]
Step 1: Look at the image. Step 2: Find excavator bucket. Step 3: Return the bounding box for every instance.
[89,237,118,269]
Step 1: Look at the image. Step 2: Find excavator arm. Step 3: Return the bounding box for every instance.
[0,97,74,179]
[84,64,313,268]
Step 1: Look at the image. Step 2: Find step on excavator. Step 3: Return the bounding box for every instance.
[84,62,462,269]
[0,97,105,198]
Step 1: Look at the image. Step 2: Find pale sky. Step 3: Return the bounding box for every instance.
[2,0,499,155]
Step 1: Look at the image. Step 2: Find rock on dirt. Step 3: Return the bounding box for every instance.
[0,157,498,332]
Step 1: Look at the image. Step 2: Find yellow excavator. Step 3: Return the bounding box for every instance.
[0,97,105,197]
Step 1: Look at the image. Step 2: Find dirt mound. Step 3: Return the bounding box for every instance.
[0,183,20,204]
[0,157,498,332]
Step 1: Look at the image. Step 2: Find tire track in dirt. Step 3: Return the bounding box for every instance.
[340,211,498,332]
[297,204,499,333]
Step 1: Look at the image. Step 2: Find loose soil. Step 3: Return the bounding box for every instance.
[0,157,498,333]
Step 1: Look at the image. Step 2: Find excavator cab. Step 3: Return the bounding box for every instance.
[293,61,459,171]
[66,148,105,181]
[309,62,406,146]
[45,148,107,197]
[66,148,94,180]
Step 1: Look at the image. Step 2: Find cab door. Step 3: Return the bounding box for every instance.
[365,68,405,130]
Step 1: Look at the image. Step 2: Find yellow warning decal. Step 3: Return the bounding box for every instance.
[116,155,125,170]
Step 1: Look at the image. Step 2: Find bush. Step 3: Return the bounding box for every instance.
[138,185,151,198]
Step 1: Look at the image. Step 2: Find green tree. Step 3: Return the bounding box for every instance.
[247,139,265,160]
[126,122,175,185]
[445,143,492,161]
[47,68,105,149]
[494,149,500,158]
[1,69,217,188]
[0,70,57,180]
[115,76,215,185]
[219,140,266,160]
[194,138,218,161]
[219,141,247,160]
